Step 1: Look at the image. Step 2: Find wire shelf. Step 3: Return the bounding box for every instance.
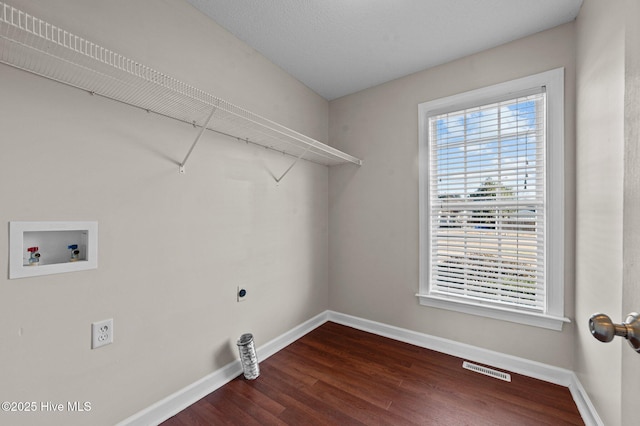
[0,2,362,168]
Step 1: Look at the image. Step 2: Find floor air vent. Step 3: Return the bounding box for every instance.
[462,361,511,382]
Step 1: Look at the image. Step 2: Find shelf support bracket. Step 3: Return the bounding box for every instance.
[179,106,217,174]
[274,144,314,183]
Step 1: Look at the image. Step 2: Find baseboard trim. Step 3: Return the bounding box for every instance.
[566,372,605,426]
[327,310,603,426]
[117,311,329,426]
[119,310,602,426]
[327,311,572,384]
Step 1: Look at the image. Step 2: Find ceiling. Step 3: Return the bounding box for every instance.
[186,0,583,100]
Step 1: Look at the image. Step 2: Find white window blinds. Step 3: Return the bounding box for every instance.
[427,90,546,311]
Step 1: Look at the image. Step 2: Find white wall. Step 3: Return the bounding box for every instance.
[328,23,577,368]
[0,1,331,425]
[574,1,625,425]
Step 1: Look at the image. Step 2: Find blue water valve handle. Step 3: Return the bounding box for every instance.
[68,244,80,261]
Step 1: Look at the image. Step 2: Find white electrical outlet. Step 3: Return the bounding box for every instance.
[237,286,248,302]
[91,318,113,349]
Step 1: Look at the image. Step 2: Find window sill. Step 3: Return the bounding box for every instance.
[416,294,570,331]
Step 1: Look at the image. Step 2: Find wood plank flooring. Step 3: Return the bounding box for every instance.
[162,322,584,425]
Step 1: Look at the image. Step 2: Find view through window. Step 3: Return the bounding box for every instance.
[428,92,546,311]
[418,68,566,330]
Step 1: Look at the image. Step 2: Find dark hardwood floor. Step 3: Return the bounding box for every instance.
[162,322,584,425]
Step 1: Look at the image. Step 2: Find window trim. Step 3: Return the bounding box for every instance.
[417,68,569,331]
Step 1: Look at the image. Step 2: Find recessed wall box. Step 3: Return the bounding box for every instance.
[9,221,98,279]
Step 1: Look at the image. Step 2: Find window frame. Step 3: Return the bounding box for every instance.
[417,68,569,331]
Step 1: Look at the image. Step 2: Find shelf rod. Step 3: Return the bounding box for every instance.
[179,106,217,174]
[274,143,314,183]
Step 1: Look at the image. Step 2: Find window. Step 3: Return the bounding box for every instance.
[417,68,568,330]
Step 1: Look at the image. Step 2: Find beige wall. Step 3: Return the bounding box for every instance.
[328,23,577,367]
[575,1,625,425]
[0,1,330,425]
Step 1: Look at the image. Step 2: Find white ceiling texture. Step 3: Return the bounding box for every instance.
[187,0,583,100]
